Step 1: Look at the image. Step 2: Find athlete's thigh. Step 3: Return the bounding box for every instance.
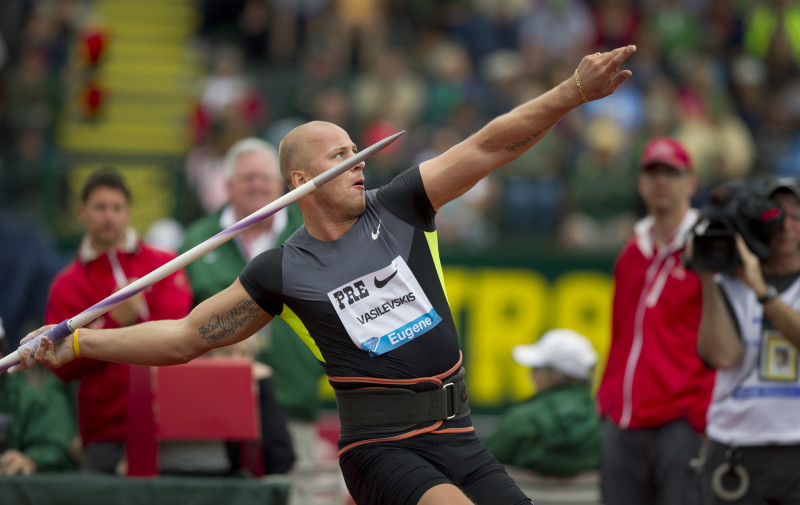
[419,483,476,505]
[339,441,450,505]
[444,434,532,505]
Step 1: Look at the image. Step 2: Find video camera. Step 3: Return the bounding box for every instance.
[688,182,784,273]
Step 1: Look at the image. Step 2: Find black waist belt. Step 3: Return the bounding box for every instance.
[334,368,470,428]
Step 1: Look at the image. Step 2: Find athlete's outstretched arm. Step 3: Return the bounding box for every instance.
[419,45,636,212]
[18,279,273,370]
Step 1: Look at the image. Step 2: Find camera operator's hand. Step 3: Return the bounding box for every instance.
[734,234,770,297]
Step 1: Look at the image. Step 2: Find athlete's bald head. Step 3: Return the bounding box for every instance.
[279,121,349,188]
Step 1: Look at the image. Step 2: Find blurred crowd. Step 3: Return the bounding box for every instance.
[2,0,800,253]
[188,0,800,251]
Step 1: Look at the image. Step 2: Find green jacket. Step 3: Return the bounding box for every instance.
[0,371,76,472]
[484,383,601,477]
[179,203,323,420]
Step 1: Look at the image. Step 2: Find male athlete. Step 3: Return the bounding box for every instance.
[21,45,636,505]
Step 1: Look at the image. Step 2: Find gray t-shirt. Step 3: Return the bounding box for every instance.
[240,166,461,382]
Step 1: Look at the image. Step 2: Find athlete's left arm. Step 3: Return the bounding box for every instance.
[419,45,635,212]
[20,280,274,370]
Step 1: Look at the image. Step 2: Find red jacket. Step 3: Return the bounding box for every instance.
[597,211,714,433]
[45,235,192,443]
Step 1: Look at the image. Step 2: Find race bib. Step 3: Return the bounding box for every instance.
[327,256,442,356]
[760,328,798,382]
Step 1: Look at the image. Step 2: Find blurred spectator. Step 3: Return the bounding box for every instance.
[267,0,331,64]
[0,1,25,65]
[17,1,71,75]
[493,108,570,239]
[329,0,388,70]
[597,137,715,505]
[237,0,271,62]
[178,138,323,466]
[413,126,499,247]
[675,98,756,202]
[312,86,354,133]
[358,113,408,189]
[742,0,800,90]
[0,318,77,475]
[422,39,486,128]
[728,54,768,132]
[643,0,703,66]
[591,0,641,50]
[291,39,350,126]
[350,47,426,130]
[450,0,526,63]
[517,0,595,77]
[185,141,229,214]
[753,86,800,178]
[480,49,526,118]
[186,43,268,213]
[4,44,60,142]
[580,80,645,135]
[483,329,602,477]
[700,0,744,57]
[191,44,266,146]
[45,167,193,474]
[0,216,66,350]
[560,116,638,251]
[624,19,669,90]
[0,120,65,226]
[639,74,682,138]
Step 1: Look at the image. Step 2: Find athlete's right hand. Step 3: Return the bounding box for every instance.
[13,325,75,371]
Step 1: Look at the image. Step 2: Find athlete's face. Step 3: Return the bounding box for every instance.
[78,186,131,251]
[303,124,367,220]
[638,163,695,215]
[227,150,284,218]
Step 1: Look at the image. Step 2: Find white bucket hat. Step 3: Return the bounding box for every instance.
[512,328,598,379]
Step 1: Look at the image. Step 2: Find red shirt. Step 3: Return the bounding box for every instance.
[45,237,192,443]
[597,211,714,432]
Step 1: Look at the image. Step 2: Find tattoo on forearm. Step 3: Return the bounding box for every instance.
[198,299,259,345]
[504,122,556,152]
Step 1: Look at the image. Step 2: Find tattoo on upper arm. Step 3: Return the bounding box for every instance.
[198,299,260,346]
[504,122,556,152]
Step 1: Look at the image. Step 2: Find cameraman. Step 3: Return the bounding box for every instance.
[697,177,800,504]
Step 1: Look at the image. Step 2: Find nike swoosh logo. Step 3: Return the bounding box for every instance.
[371,220,382,240]
[374,270,398,289]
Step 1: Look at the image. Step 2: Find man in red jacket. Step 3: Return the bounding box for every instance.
[597,138,715,505]
[45,167,192,474]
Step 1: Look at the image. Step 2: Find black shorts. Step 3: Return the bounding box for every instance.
[339,430,532,505]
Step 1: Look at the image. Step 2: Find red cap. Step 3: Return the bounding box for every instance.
[639,137,692,172]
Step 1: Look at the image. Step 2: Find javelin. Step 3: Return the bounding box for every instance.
[0,130,405,373]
